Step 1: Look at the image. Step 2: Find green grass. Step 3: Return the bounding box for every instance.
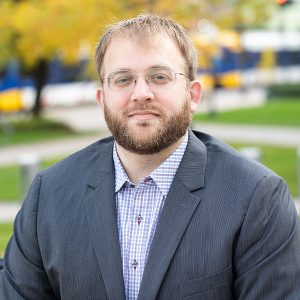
[0,144,298,201]
[0,117,78,146]
[231,143,297,196]
[0,157,62,201]
[268,83,300,98]
[0,165,20,201]
[194,98,300,127]
[192,96,300,196]
[0,145,298,257]
[0,97,298,257]
[0,222,13,257]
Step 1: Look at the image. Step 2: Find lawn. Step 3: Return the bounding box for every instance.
[0,222,13,257]
[0,144,298,256]
[0,143,298,202]
[0,158,61,201]
[231,143,297,196]
[0,117,78,146]
[1,94,299,257]
[194,98,300,127]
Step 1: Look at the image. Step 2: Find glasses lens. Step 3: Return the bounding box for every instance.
[109,71,135,91]
[106,68,180,92]
[147,68,175,85]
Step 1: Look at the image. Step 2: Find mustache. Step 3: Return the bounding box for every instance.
[123,103,165,116]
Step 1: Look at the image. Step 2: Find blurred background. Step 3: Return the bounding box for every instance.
[0,0,300,255]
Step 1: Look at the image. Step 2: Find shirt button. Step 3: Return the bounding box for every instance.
[137,214,142,225]
[144,177,152,183]
[129,183,135,188]
[132,259,138,270]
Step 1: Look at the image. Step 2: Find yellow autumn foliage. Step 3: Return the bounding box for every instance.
[0,0,124,67]
[0,0,276,69]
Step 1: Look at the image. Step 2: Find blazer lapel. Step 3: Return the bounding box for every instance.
[84,140,125,300]
[138,130,207,300]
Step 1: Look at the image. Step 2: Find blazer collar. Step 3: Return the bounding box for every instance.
[175,129,207,191]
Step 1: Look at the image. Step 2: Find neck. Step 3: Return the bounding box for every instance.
[116,136,185,185]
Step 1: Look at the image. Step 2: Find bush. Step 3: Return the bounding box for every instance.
[268,84,300,99]
[0,117,75,145]
[12,117,73,132]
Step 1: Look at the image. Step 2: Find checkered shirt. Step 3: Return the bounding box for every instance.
[113,133,188,300]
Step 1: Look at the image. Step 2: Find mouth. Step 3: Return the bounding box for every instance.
[127,110,160,120]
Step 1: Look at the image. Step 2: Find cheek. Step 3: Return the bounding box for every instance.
[163,90,190,112]
[103,93,128,113]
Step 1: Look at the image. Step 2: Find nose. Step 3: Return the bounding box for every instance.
[130,77,154,102]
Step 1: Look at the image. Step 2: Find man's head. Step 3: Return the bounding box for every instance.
[95,14,198,83]
[95,14,202,155]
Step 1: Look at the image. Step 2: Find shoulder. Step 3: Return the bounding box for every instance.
[191,130,273,177]
[40,135,115,182]
[188,130,286,202]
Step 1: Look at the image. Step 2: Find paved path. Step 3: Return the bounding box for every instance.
[1,101,300,221]
[1,104,299,167]
[0,132,108,166]
[0,202,21,222]
[193,123,300,148]
[1,122,299,167]
[46,104,300,148]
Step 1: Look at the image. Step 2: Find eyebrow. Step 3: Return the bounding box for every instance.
[110,64,173,74]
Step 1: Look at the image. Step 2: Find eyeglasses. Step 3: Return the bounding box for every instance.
[102,67,189,92]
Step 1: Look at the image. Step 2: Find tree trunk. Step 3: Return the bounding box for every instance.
[32,58,48,117]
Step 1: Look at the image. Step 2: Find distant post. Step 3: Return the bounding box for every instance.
[19,153,41,200]
[239,147,262,162]
[297,147,300,198]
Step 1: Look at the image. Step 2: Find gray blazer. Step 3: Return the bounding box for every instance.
[1,130,300,299]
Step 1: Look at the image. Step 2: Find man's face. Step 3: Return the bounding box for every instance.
[97,34,201,154]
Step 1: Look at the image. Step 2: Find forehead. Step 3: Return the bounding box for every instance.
[102,33,185,75]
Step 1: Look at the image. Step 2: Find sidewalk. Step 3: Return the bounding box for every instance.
[0,132,108,166]
[1,122,299,167]
[1,102,300,166]
[1,100,300,221]
[0,202,21,222]
[192,123,300,148]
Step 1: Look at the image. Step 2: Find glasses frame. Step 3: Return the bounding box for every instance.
[101,67,189,92]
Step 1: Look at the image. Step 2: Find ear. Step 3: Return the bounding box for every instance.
[189,80,202,113]
[96,88,105,112]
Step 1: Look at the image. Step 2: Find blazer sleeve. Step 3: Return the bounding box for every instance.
[0,173,56,300]
[234,174,300,298]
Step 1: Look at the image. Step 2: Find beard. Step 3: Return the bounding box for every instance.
[103,99,192,154]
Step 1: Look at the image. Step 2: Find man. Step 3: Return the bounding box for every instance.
[1,14,300,300]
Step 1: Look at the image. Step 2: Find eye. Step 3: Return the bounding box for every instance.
[111,72,135,87]
[148,69,173,84]
[152,74,168,82]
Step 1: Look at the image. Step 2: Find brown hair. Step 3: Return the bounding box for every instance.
[95,14,198,82]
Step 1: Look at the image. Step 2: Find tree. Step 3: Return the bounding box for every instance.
[0,0,123,116]
[0,0,277,117]
[184,0,276,30]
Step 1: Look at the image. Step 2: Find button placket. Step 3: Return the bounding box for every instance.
[128,186,144,277]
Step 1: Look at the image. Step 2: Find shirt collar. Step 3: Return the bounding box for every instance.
[113,144,130,192]
[113,132,189,196]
